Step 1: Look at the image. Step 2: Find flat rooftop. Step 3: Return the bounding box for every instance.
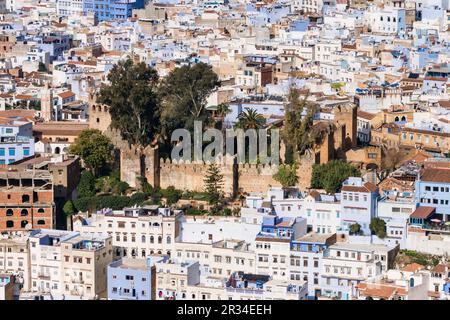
[110,258,151,271]
[329,242,394,253]
[295,232,334,244]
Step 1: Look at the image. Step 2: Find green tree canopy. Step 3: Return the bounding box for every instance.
[272,163,299,188]
[63,200,76,216]
[236,108,266,130]
[283,86,317,158]
[69,129,113,176]
[349,223,362,235]
[311,160,361,193]
[370,218,387,238]
[160,62,220,135]
[97,59,160,149]
[163,186,181,205]
[204,163,224,206]
[77,170,96,198]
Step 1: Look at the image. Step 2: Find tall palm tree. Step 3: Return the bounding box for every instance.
[236,108,266,130]
[216,103,231,119]
[213,103,232,130]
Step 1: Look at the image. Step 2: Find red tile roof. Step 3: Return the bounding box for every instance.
[58,91,75,99]
[401,263,425,273]
[341,182,377,193]
[420,167,450,183]
[410,206,435,219]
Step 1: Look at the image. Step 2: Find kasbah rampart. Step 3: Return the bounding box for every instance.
[89,92,382,197]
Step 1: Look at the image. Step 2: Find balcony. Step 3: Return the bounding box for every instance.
[71,277,84,284]
[225,287,263,295]
[422,223,450,234]
[37,273,51,280]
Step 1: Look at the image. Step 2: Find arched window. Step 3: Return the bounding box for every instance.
[131,249,136,257]
[158,236,162,244]
[22,194,30,203]
[150,236,154,243]
[6,209,13,216]
[21,220,28,228]
[141,235,146,243]
[37,220,45,225]
[115,248,121,256]
[141,249,146,258]
[394,116,399,122]
[153,222,160,227]
[20,209,28,216]
[38,208,45,213]
[6,220,13,228]
[166,236,171,244]
[157,250,162,254]
[150,250,154,254]
[55,147,60,154]
[401,116,406,122]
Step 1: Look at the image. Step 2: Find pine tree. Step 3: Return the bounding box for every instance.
[77,171,96,198]
[203,164,224,207]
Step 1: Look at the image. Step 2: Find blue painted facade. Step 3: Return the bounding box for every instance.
[107,258,154,300]
[259,216,294,240]
[415,178,450,216]
[0,117,35,165]
[84,0,145,22]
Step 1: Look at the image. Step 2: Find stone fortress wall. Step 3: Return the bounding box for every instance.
[88,95,355,195]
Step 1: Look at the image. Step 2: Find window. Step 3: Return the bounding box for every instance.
[125,275,134,281]
[23,147,30,156]
[0,148,4,156]
[6,209,13,216]
[150,236,154,243]
[158,236,162,244]
[20,209,28,216]
[166,236,171,244]
[6,220,13,228]
[8,148,15,156]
